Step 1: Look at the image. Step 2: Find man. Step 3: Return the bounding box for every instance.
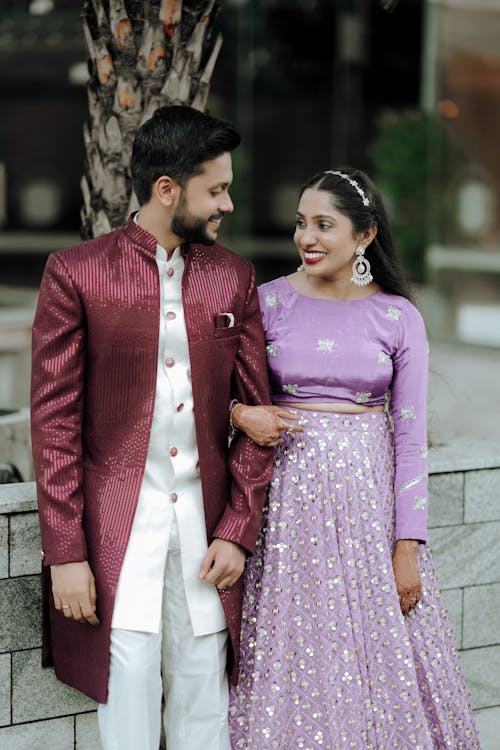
[30,105,273,750]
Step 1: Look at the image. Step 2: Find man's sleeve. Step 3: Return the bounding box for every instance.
[212,264,274,554]
[31,253,88,566]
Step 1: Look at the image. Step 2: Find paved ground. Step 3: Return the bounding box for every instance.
[428,339,500,446]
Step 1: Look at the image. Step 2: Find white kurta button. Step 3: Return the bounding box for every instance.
[165,357,175,367]
[167,267,174,277]
[166,311,176,320]
[177,403,184,412]
[170,447,178,457]
[170,492,178,503]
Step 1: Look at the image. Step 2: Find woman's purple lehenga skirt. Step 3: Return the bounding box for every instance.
[229,411,480,750]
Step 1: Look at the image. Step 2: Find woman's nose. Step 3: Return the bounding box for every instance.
[299,227,316,246]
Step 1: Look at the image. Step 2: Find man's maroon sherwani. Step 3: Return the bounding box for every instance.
[30,218,273,703]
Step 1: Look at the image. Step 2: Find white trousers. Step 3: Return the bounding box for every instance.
[97,522,230,750]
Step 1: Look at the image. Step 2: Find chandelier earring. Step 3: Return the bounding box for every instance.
[351,245,373,286]
[297,262,305,272]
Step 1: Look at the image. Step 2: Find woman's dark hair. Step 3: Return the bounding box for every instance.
[131,105,241,205]
[299,167,413,301]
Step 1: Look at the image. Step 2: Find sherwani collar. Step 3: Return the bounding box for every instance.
[123,214,192,259]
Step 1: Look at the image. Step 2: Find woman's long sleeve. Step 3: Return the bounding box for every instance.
[390,303,429,542]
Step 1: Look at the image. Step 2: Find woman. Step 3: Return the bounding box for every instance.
[229,169,479,749]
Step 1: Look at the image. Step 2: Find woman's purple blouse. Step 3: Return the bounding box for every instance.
[258,276,429,542]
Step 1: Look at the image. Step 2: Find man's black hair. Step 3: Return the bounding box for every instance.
[131,105,241,205]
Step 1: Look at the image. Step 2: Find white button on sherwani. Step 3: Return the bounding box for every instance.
[111,242,227,637]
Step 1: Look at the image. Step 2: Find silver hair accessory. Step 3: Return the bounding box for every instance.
[351,245,373,286]
[325,170,370,207]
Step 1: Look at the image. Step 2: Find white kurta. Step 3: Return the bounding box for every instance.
[111,243,227,636]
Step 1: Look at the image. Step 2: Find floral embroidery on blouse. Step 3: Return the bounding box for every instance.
[401,406,416,420]
[316,338,335,352]
[266,342,278,357]
[378,351,391,365]
[283,384,299,395]
[265,293,278,307]
[413,496,428,510]
[355,391,372,403]
[386,305,402,320]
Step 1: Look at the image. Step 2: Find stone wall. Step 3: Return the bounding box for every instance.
[1,438,499,749]
[426,439,500,747]
[0,483,99,750]
[0,410,33,483]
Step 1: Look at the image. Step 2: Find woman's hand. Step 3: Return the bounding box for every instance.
[231,404,303,447]
[392,539,422,615]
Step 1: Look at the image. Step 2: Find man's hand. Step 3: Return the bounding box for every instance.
[392,539,422,615]
[231,404,303,447]
[198,538,246,590]
[51,561,100,625]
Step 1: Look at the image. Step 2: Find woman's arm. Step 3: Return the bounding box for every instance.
[390,301,429,613]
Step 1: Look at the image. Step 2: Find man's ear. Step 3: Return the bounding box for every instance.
[153,175,180,208]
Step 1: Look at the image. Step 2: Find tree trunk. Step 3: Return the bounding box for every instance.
[80,0,222,239]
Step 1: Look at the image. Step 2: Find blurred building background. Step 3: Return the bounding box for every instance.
[1,0,500,439]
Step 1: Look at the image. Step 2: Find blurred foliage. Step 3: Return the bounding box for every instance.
[370,110,460,284]
[379,0,400,10]
[224,143,251,237]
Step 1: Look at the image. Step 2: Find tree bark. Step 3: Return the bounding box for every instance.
[81,0,222,239]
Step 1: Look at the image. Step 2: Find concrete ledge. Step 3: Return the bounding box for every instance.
[75,712,100,750]
[0,576,41,652]
[0,653,10,727]
[10,512,41,577]
[0,516,7,578]
[0,716,74,750]
[12,649,95,724]
[465,468,500,523]
[460,645,500,710]
[429,437,500,473]
[0,482,37,515]
[463,583,500,649]
[429,520,500,589]
[428,471,464,527]
[475,706,500,749]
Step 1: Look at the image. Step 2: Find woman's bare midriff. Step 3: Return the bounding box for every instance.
[274,401,385,414]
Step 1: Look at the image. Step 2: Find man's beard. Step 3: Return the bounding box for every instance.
[170,192,223,245]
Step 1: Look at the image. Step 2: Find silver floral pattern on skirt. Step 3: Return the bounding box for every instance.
[229,412,479,750]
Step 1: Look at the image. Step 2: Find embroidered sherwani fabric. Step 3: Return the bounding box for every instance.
[112,243,226,635]
[229,277,480,750]
[30,218,273,703]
